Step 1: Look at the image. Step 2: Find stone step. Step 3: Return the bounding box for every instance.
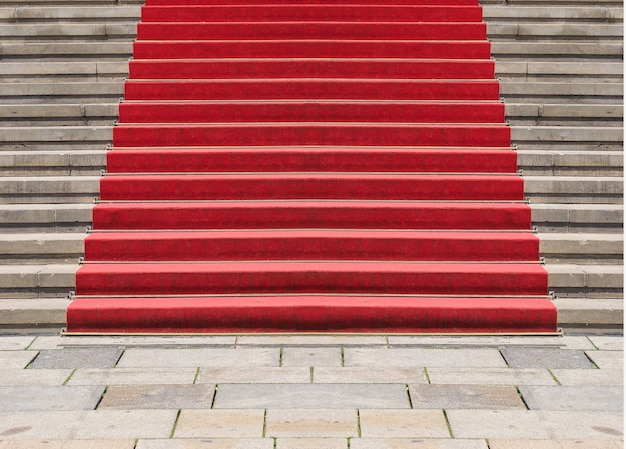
[0,204,92,233]
[0,6,141,23]
[546,263,623,299]
[517,150,623,176]
[0,82,124,104]
[539,232,623,264]
[0,61,127,82]
[523,176,623,204]
[0,23,137,41]
[0,297,68,329]
[0,233,84,264]
[532,203,623,233]
[507,104,623,126]
[0,263,76,298]
[0,104,117,127]
[491,42,623,61]
[0,151,106,176]
[488,23,624,41]
[0,42,132,60]
[496,61,623,82]
[554,297,623,330]
[0,126,112,151]
[500,82,623,104]
[483,5,623,22]
[0,176,99,204]
[511,126,623,151]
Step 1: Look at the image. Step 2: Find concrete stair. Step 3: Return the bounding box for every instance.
[0,0,622,331]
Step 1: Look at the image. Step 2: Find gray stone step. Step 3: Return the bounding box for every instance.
[500,82,623,104]
[0,6,141,23]
[0,204,92,233]
[483,5,623,22]
[0,126,112,151]
[0,176,99,204]
[0,151,106,176]
[0,82,124,104]
[0,61,127,82]
[0,23,137,42]
[488,23,624,41]
[507,104,623,127]
[496,61,623,82]
[554,297,623,329]
[539,232,623,264]
[0,104,117,127]
[532,203,623,233]
[491,42,623,61]
[0,233,84,264]
[547,263,623,299]
[0,263,76,298]
[524,176,623,204]
[0,297,68,329]
[517,151,623,176]
[0,42,132,60]
[511,126,623,151]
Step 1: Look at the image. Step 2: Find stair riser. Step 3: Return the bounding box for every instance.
[128,60,496,80]
[75,264,549,296]
[84,233,540,262]
[132,41,492,60]
[66,296,558,334]
[117,103,505,124]
[112,125,511,147]
[123,80,501,101]
[106,149,518,174]
[92,203,533,231]
[99,176,525,201]
[137,23,488,41]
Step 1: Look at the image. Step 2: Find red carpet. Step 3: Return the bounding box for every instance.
[67,0,557,333]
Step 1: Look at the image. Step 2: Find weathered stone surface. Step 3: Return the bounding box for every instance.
[69,368,197,386]
[0,410,177,439]
[500,348,595,369]
[314,367,427,384]
[30,348,123,369]
[281,348,342,367]
[0,386,104,412]
[588,336,624,351]
[0,440,136,449]
[519,386,623,411]
[359,410,450,438]
[266,409,357,437]
[585,351,623,370]
[488,440,624,449]
[0,369,71,387]
[276,438,347,449]
[409,385,526,410]
[197,367,309,384]
[174,410,265,438]
[387,335,593,350]
[117,348,278,368]
[447,410,623,440]
[551,369,623,386]
[0,351,38,369]
[237,335,386,346]
[344,348,506,368]
[214,384,410,409]
[98,384,216,410]
[0,337,35,351]
[426,367,555,386]
[351,440,488,449]
[30,335,235,350]
[136,440,273,449]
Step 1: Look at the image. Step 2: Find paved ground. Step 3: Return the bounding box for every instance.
[0,332,622,448]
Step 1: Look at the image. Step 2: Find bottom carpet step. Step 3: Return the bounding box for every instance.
[65,295,558,334]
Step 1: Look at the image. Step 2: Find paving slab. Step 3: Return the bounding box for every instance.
[197,367,309,384]
[387,336,593,350]
[447,410,623,440]
[588,336,623,351]
[0,386,104,411]
[500,348,595,369]
[519,386,623,411]
[214,384,410,409]
[0,410,177,440]
[0,336,36,351]
[266,409,357,438]
[68,367,197,386]
[281,348,342,367]
[117,348,279,368]
[174,410,265,438]
[585,351,623,369]
[0,369,71,386]
[0,351,38,369]
[0,440,136,449]
[488,440,624,449]
[237,336,387,346]
[32,335,236,350]
[30,347,123,369]
[551,368,623,386]
[426,367,556,386]
[98,384,216,409]
[408,384,526,410]
[136,440,273,449]
[276,437,347,449]
[359,409,450,438]
[350,440,488,449]
[344,348,506,368]
[314,367,427,384]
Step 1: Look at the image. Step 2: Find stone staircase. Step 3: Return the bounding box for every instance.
[0,0,622,331]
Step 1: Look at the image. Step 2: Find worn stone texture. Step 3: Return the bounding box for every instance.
[0,351,38,369]
[518,386,623,411]
[0,410,177,440]
[136,440,273,449]
[174,410,266,438]
[266,409,357,438]
[0,386,104,412]
[426,367,555,386]
[359,410,450,438]
[197,367,310,384]
[488,440,625,449]
[0,369,71,387]
[588,336,623,351]
[98,384,216,409]
[551,369,623,386]
[0,337,35,351]
[500,348,595,369]
[344,348,506,368]
[585,351,623,369]
[314,367,427,384]
[30,335,236,350]
[0,440,136,449]
[213,384,410,409]
[30,348,123,369]
[275,438,348,449]
[281,348,342,367]
[237,335,387,346]
[350,440,488,449]
[117,348,279,368]
[68,367,197,386]
[409,384,526,410]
